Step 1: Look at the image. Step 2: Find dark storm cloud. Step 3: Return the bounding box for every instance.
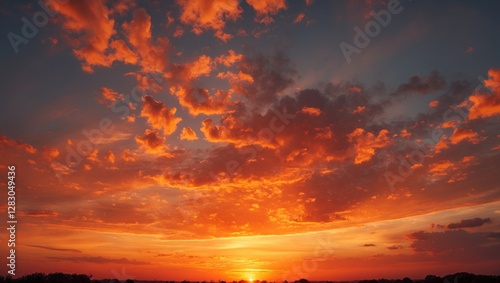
[447,217,492,229]
[392,70,446,96]
[407,229,500,261]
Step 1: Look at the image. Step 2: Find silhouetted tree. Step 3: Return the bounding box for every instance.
[48,273,73,283]
[19,273,46,283]
[425,275,442,283]
[7,271,500,283]
[72,274,91,283]
[460,273,477,283]
[295,279,309,283]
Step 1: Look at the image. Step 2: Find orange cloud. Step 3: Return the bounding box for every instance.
[293,13,305,24]
[429,100,439,108]
[108,39,139,65]
[347,86,362,93]
[177,0,242,41]
[246,0,287,24]
[461,155,476,163]
[348,128,391,164]
[285,148,308,162]
[440,120,458,129]
[99,87,123,107]
[201,116,275,148]
[173,26,184,38]
[125,72,163,92]
[135,129,167,154]
[122,8,169,74]
[87,149,99,162]
[215,50,243,66]
[187,55,213,79]
[400,129,411,138]
[0,135,37,154]
[121,149,138,162]
[217,71,254,83]
[168,55,215,82]
[170,85,233,116]
[140,96,182,135]
[468,68,500,120]
[104,151,115,163]
[53,2,168,73]
[180,127,199,141]
[449,128,480,145]
[484,68,500,90]
[122,8,168,73]
[110,0,136,16]
[52,1,135,72]
[147,172,196,190]
[299,107,321,116]
[434,135,449,153]
[314,127,333,139]
[43,147,60,158]
[352,106,366,114]
[427,155,477,183]
[428,160,455,177]
[50,161,75,177]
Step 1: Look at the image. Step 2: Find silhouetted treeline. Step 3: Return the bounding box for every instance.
[0,273,134,283]
[356,273,500,283]
[0,272,498,283]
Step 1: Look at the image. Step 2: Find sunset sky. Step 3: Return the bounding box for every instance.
[0,0,500,281]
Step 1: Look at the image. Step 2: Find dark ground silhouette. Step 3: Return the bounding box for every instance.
[1,272,499,283]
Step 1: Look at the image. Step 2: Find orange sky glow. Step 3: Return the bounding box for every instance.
[0,0,499,281]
